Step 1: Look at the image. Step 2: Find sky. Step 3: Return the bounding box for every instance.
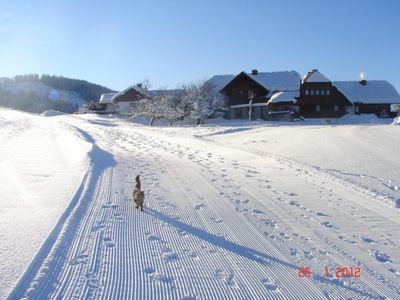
[0,0,399,93]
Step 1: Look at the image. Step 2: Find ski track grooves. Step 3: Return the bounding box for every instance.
[9,120,400,300]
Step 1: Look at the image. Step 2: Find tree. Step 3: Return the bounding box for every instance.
[183,80,226,124]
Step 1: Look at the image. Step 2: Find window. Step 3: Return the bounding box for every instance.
[334,105,339,112]
[310,89,315,96]
[320,89,325,96]
[326,88,330,96]
[238,90,244,98]
[315,105,321,112]
[248,90,254,99]
[305,89,309,96]
[315,89,320,96]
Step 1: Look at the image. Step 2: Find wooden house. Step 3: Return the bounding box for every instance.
[333,80,400,118]
[208,69,300,120]
[299,70,351,118]
[112,84,151,115]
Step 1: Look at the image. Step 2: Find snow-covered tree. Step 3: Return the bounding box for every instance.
[183,80,226,124]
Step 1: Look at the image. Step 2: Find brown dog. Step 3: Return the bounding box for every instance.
[133,175,144,211]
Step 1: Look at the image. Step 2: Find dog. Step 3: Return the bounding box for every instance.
[133,175,144,211]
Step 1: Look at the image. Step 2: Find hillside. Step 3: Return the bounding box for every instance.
[1,108,399,299]
[0,74,114,114]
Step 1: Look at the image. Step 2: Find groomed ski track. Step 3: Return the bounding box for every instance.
[10,116,400,300]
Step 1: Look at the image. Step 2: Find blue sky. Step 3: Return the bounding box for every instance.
[0,0,399,93]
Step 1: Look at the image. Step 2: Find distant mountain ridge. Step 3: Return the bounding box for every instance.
[0,74,114,114]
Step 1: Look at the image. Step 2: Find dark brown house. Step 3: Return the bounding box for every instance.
[208,70,300,120]
[333,80,400,118]
[299,70,351,118]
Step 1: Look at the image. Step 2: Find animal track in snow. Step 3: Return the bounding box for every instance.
[194,203,206,211]
[215,269,238,288]
[69,253,89,266]
[103,237,115,248]
[261,278,279,292]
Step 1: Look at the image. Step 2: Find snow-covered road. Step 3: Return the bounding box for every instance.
[3,110,400,299]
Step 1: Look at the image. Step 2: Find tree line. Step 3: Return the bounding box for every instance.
[0,74,114,114]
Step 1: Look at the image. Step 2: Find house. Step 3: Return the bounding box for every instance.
[98,92,117,112]
[299,70,352,118]
[333,80,400,118]
[208,69,301,120]
[299,69,400,118]
[112,84,151,115]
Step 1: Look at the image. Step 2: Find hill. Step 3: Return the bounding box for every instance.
[0,74,114,114]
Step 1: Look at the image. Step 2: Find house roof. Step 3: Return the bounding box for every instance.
[267,90,299,104]
[246,71,301,92]
[99,92,117,104]
[112,85,151,102]
[333,80,400,104]
[207,70,301,93]
[147,89,185,98]
[302,69,331,84]
[206,74,236,92]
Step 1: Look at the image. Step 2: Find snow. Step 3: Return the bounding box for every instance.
[207,71,300,93]
[393,116,400,125]
[334,80,400,104]
[40,110,68,117]
[112,85,151,102]
[1,108,400,299]
[99,93,117,104]
[302,70,331,83]
[206,74,236,91]
[247,70,300,92]
[267,90,299,104]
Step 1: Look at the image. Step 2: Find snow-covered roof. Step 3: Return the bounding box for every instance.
[147,89,185,98]
[230,103,270,108]
[267,90,299,104]
[99,92,117,104]
[206,74,236,91]
[112,85,151,102]
[333,80,400,104]
[302,69,331,84]
[246,71,301,92]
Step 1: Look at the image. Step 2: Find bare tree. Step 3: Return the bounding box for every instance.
[183,80,226,124]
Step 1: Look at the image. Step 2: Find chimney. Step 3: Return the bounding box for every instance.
[359,72,366,85]
[137,83,143,88]
[251,69,258,75]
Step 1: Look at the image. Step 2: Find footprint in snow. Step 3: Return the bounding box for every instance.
[361,236,375,243]
[69,254,89,266]
[85,273,100,289]
[215,269,238,288]
[261,278,279,292]
[162,249,179,261]
[372,251,392,263]
[194,204,206,211]
[103,237,115,248]
[91,223,105,232]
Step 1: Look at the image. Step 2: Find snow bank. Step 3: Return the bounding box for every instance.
[0,109,91,299]
[41,110,68,117]
[392,116,400,125]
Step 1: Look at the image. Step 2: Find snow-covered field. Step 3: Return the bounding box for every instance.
[1,108,399,299]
